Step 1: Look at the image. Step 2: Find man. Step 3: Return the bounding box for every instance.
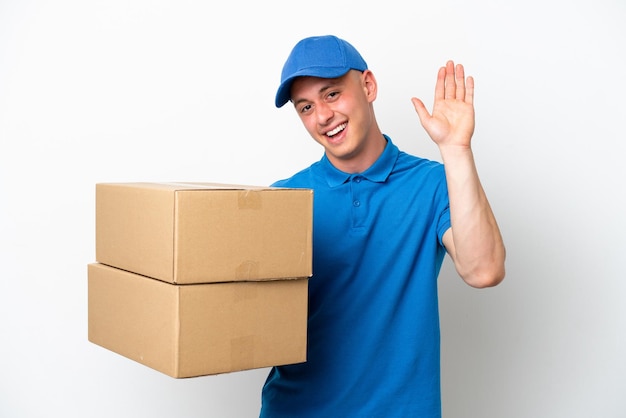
[260,35,505,418]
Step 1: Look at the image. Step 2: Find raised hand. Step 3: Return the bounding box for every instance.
[411,60,475,150]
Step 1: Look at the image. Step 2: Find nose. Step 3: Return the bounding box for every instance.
[316,102,334,125]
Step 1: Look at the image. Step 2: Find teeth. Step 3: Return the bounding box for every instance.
[327,123,346,137]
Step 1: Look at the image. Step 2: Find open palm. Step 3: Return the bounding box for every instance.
[412,61,475,149]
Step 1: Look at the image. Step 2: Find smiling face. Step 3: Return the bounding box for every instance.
[290,69,386,174]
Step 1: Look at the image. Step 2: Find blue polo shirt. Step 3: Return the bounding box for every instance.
[261,136,450,418]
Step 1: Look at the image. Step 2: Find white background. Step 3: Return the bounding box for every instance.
[1,0,625,417]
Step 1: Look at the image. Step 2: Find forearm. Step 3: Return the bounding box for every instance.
[441,145,506,288]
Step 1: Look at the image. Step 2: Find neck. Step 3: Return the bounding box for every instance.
[330,129,387,174]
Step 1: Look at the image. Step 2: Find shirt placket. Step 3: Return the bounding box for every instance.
[350,175,366,229]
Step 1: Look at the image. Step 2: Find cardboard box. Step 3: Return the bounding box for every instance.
[95,182,312,284]
[88,263,308,378]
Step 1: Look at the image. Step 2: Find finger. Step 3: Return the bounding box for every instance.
[455,63,466,101]
[434,66,446,102]
[444,60,456,100]
[465,75,474,105]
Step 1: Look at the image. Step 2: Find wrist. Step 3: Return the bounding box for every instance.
[438,143,474,164]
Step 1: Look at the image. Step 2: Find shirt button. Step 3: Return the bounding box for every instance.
[354,177,362,183]
[353,200,360,207]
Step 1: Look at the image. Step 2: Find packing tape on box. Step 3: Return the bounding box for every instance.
[235,260,260,280]
[232,281,259,303]
[231,335,255,371]
[237,190,262,209]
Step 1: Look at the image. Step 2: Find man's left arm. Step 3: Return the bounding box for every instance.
[412,60,506,288]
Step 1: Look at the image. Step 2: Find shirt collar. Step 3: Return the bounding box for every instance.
[318,135,399,187]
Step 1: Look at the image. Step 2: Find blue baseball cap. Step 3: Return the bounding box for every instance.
[275,35,368,108]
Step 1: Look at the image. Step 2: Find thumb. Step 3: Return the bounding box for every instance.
[411,97,431,126]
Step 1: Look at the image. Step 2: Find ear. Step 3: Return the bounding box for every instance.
[362,70,378,102]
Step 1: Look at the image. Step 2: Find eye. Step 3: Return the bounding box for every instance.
[299,104,312,114]
[327,91,340,100]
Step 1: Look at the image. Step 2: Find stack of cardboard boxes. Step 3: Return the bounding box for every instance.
[88,182,313,378]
